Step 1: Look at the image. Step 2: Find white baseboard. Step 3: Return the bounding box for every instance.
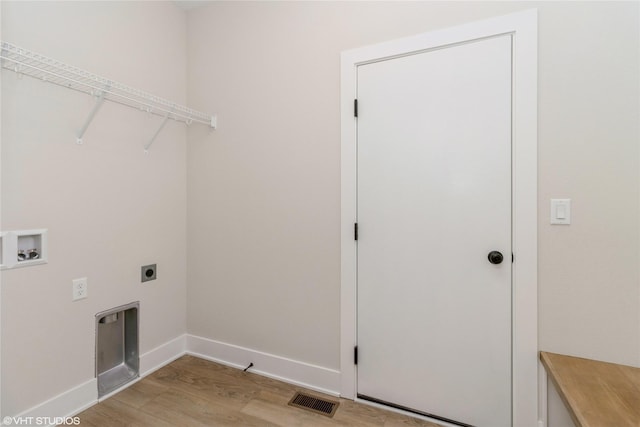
[3,334,187,426]
[140,334,187,377]
[3,333,341,426]
[6,378,97,427]
[186,334,341,397]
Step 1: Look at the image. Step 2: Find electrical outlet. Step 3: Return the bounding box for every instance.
[72,277,88,301]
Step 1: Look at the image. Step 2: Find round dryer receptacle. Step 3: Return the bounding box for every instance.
[141,264,157,282]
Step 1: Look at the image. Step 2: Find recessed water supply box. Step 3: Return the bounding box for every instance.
[0,229,48,270]
[95,302,139,398]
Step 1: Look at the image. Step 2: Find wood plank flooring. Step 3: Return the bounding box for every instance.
[76,355,441,426]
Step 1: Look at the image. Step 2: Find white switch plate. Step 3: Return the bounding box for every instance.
[551,199,571,225]
[72,277,88,301]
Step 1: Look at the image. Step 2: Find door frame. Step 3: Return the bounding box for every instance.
[340,9,538,426]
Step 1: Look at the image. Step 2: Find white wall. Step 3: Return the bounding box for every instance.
[537,2,639,365]
[1,0,638,423]
[186,0,639,369]
[185,0,639,423]
[0,2,3,419]
[1,1,188,416]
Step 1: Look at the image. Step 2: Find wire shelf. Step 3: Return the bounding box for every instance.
[0,41,216,129]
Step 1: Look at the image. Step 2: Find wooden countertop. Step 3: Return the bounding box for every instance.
[540,351,640,427]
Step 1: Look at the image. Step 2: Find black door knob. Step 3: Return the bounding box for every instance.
[488,251,504,265]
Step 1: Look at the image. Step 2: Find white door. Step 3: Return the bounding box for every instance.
[357,35,512,427]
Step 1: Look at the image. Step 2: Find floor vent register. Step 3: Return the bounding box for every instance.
[288,392,340,418]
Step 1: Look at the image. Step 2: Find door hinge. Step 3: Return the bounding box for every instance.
[354,223,358,241]
[354,99,358,118]
[354,346,358,365]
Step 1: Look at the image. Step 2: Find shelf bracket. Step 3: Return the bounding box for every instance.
[144,108,173,153]
[76,89,107,144]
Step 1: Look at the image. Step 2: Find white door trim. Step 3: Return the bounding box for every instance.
[340,9,538,427]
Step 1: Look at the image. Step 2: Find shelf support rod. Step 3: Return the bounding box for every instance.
[76,90,106,144]
[144,108,173,153]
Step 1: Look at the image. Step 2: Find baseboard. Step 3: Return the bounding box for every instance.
[140,334,187,377]
[186,334,341,397]
[3,333,340,426]
[5,378,97,427]
[3,334,187,426]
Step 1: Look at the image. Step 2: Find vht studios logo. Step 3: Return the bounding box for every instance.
[3,416,80,425]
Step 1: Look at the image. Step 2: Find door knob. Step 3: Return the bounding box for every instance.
[488,251,504,265]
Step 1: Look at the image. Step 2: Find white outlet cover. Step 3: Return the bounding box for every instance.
[72,277,88,301]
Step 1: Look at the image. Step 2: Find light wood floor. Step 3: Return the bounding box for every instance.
[76,355,440,426]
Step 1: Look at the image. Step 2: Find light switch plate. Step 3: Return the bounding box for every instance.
[551,199,571,225]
